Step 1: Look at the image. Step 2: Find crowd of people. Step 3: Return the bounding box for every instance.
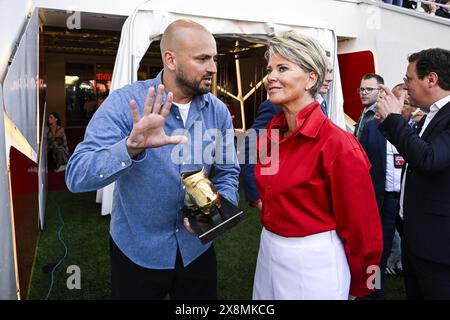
[63,18,450,300]
[383,0,450,19]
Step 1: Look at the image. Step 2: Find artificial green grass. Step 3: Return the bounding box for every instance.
[28,188,262,300]
[28,191,111,300]
[385,274,406,300]
[28,188,405,300]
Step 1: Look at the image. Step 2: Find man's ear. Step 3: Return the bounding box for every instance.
[427,72,438,88]
[163,50,177,71]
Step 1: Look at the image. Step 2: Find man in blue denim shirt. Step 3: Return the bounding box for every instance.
[66,19,239,299]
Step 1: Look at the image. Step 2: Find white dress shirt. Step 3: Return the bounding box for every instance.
[385,141,402,192]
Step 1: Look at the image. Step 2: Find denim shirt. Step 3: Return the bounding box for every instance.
[65,71,240,269]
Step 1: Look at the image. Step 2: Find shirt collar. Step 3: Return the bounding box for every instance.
[365,103,377,113]
[268,101,326,140]
[429,94,450,116]
[316,94,324,104]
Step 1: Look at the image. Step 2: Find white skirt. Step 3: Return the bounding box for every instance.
[253,227,351,300]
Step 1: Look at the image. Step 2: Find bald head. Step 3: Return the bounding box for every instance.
[160,19,212,55]
[392,83,417,120]
[392,83,406,99]
[159,19,217,102]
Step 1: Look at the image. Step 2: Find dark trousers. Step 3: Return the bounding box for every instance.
[402,245,450,300]
[110,238,217,300]
[368,192,399,299]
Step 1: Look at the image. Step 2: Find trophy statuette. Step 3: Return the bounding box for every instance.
[181,167,246,244]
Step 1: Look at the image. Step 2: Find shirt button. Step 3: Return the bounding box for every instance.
[176,116,180,120]
[99,174,104,178]
[175,229,179,233]
[182,186,186,190]
[121,162,126,167]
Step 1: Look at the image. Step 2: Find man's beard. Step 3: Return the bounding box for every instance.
[176,68,211,96]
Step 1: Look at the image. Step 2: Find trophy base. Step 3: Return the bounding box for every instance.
[184,197,246,244]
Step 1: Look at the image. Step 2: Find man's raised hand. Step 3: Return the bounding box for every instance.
[375,84,406,121]
[126,84,187,157]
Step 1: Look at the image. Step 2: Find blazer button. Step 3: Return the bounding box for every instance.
[407,168,412,174]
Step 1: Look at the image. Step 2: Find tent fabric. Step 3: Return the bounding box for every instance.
[0,85,17,300]
[97,1,345,214]
[3,9,39,156]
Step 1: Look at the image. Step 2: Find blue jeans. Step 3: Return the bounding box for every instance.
[387,230,402,269]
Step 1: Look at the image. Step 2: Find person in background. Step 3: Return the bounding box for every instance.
[252,31,382,300]
[240,99,281,210]
[354,73,385,140]
[359,83,414,299]
[422,0,438,14]
[376,48,450,299]
[436,0,450,19]
[47,112,69,172]
[407,108,426,131]
[66,19,239,300]
[316,51,334,117]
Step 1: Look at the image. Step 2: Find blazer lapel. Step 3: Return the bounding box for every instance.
[416,115,427,134]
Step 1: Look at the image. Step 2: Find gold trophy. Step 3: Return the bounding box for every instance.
[181,167,245,244]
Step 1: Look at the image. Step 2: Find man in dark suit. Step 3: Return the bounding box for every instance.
[360,84,416,299]
[240,100,281,209]
[376,48,450,299]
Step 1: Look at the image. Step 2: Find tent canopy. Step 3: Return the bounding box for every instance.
[111,0,344,128]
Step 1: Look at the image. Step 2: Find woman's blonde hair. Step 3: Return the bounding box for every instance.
[265,31,327,98]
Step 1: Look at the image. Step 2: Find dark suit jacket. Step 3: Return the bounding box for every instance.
[359,120,387,211]
[379,100,450,265]
[240,100,282,202]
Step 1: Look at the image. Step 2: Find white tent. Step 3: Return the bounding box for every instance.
[96,0,346,215]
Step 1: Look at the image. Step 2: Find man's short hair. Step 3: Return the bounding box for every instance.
[408,48,450,90]
[362,73,385,85]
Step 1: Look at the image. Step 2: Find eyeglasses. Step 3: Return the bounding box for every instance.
[357,87,379,94]
[403,76,410,85]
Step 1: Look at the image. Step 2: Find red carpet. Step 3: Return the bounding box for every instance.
[47,127,86,191]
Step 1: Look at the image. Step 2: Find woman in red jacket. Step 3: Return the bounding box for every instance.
[252,31,382,300]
